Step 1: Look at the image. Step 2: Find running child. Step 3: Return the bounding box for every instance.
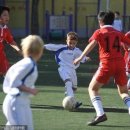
[123,31,130,90]
[0,6,21,76]
[2,35,44,130]
[74,11,130,125]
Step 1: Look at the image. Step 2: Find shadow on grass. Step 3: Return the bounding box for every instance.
[31,104,128,113]
[31,104,64,110]
[96,124,130,128]
[39,89,64,93]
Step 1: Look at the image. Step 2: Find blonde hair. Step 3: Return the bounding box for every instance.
[21,35,44,57]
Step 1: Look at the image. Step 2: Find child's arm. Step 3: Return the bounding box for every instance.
[18,85,38,95]
[74,40,97,65]
[44,44,66,51]
[5,27,22,55]
[75,48,91,63]
[121,42,129,51]
[81,56,91,63]
[10,41,22,55]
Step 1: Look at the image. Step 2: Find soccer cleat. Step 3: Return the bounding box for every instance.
[74,101,82,109]
[87,114,107,126]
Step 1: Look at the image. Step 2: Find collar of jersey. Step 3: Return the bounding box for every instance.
[29,56,36,65]
[101,25,113,28]
[0,25,7,28]
[67,46,75,50]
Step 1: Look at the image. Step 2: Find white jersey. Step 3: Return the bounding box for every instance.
[44,44,88,69]
[113,19,122,31]
[3,57,38,96]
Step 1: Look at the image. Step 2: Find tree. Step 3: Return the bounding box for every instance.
[31,0,39,34]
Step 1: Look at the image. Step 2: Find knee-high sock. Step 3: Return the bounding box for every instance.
[123,97,130,114]
[65,81,74,97]
[91,96,104,116]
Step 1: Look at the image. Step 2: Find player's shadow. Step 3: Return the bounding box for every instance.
[31,104,64,110]
[75,106,128,113]
[39,89,64,93]
[31,104,128,113]
[96,124,130,128]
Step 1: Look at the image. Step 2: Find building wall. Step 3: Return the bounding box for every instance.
[5,0,27,36]
[4,0,130,38]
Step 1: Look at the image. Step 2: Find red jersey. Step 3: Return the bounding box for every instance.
[0,25,14,52]
[125,31,130,38]
[0,25,14,75]
[124,31,130,73]
[89,25,130,62]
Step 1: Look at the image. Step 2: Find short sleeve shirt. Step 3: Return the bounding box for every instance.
[89,25,130,62]
[0,25,14,51]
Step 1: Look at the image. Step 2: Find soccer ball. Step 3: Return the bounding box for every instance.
[62,96,76,111]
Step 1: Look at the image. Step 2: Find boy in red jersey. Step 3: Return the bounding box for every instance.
[74,11,130,126]
[123,31,130,90]
[0,6,21,75]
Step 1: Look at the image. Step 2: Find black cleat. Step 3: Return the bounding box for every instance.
[74,102,82,109]
[87,114,107,126]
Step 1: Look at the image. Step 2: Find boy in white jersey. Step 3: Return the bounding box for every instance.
[44,32,90,109]
[2,35,44,130]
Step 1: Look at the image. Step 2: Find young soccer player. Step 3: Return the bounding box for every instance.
[123,31,130,90]
[44,32,90,109]
[113,11,122,31]
[2,35,44,130]
[0,6,21,76]
[74,11,130,125]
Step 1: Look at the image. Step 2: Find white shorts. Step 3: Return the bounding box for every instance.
[3,94,34,130]
[58,66,77,88]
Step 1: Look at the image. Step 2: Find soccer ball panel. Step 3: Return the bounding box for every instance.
[62,96,76,110]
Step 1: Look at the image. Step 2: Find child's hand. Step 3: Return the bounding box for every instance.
[17,50,22,56]
[30,88,39,95]
[86,57,91,61]
[73,57,82,65]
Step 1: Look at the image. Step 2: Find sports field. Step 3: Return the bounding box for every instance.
[0,86,130,130]
[0,40,130,130]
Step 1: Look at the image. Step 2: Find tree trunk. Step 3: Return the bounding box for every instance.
[31,0,39,34]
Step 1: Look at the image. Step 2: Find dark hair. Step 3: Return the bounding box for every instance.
[115,11,120,15]
[0,6,10,16]
[98,11,115,25]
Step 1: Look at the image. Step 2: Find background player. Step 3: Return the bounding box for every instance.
[122,31,130,90]
[0,6,21,76]
[44,32,90,109]
[113,11,123,31]
[2,35,44,130]
[74,11,130,125]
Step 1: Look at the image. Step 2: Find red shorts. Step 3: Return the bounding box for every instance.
[94,59,127,86]
[0,51,9,75]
